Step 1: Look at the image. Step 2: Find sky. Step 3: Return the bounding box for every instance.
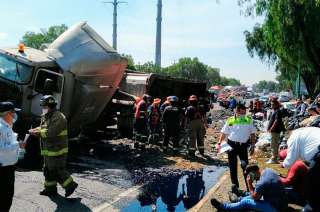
[0,0,277,85]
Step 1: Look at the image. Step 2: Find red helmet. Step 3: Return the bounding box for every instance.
[189,95,198,101]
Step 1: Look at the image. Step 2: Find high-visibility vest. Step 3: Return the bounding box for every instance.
[226,115,253,126]
[40,110,68,157]
[135,100,147,119]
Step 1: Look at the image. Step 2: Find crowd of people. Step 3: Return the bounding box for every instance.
[1,91,320,212]
[211,95,320,212]
[133,94,210,157]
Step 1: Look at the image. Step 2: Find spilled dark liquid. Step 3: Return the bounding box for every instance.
[121,166,226,212]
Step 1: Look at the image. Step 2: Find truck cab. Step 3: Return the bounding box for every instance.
[0,22,127,138]
[0,47,63,135]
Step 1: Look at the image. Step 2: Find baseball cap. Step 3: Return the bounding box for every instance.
[0,102,21,113]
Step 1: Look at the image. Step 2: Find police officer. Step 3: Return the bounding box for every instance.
[133,94,150,149]
[29,95,78,197]
[215,103,256,191]
[148,98,161,146]
[0,102,23,212]
[185,95,206,157]
[162,96,181,153]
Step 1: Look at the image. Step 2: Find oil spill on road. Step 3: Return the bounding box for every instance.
[119,166,227,212]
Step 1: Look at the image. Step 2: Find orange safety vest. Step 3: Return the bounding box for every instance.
[135,100,147,119]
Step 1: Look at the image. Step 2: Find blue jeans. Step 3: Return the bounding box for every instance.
[222,195,277,212]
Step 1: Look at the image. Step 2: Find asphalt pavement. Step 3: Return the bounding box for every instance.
[12,157,138,212]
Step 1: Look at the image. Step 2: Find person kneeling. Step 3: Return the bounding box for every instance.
[211,165,288,212]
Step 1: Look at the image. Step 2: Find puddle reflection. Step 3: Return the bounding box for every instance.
[121,166,226,212]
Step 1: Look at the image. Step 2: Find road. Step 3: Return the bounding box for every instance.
[12,156,139,212]
[11,114,227,212]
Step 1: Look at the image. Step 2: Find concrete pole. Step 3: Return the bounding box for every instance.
[103,0,127,50]
[113,0,118,50]
[155,0,162,67]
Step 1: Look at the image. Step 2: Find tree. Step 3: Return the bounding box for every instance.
[128,56,241,86]
[164,57,208,81]
[135,61,162,74]
[206,67,221,85]
[253,80,279,93]
[21,24,68,49]
[240,0,320,97]
[121,54,136,70]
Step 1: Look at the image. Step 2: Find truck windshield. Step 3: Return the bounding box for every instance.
[0,55,33,84]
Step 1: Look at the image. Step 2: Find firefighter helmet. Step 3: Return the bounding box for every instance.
[189,95,198,101]
[40,95,57,108]
[170,96,179,102]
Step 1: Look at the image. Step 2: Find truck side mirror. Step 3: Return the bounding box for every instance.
[43,78,57,94]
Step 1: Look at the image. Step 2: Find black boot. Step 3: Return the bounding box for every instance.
[65,182,78,197]
[210,198,225,211]
[40,188,58,197]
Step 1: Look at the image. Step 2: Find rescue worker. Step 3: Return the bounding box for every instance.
[133,94,150,149]
[162,96,181,153]
[160,96,172,114]
[215,103,256,191]
[132,97,141,145]
[148,98,161,145]
[29,95,78,197]
[0,102,24,212]
[185,95,206,157]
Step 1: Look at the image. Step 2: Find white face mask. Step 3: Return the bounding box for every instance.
[42,108,49,115]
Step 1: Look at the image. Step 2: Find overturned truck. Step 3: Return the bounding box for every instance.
[0,22,127,138]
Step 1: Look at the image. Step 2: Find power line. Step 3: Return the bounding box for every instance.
[102,0,127,50]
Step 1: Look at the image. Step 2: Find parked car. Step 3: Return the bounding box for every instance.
[278,95,291,102]
[259,96,269,103]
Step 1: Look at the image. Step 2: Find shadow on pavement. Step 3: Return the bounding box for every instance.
[49,195,92,212]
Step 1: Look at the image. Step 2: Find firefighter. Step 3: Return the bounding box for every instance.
[29,95,78,197]
[185,95,206,157]
[162,96,181,153]
[160,96,172,114]
[133,94,150,149]
[148,98,161,145]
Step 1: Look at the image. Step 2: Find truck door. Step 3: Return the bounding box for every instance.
[31,69,64,116]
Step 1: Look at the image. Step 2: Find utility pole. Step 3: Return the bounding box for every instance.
[155,0,162,67]
[103,0,127,50]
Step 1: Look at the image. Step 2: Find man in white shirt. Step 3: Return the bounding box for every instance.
[283,127,320,212]
[216,103,256,191]
[0,102,23,212]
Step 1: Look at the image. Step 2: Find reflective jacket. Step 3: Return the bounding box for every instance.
[40,110,68,157]
[135,100,148,120]
[185,105,205,121]
[148,104,161,125]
